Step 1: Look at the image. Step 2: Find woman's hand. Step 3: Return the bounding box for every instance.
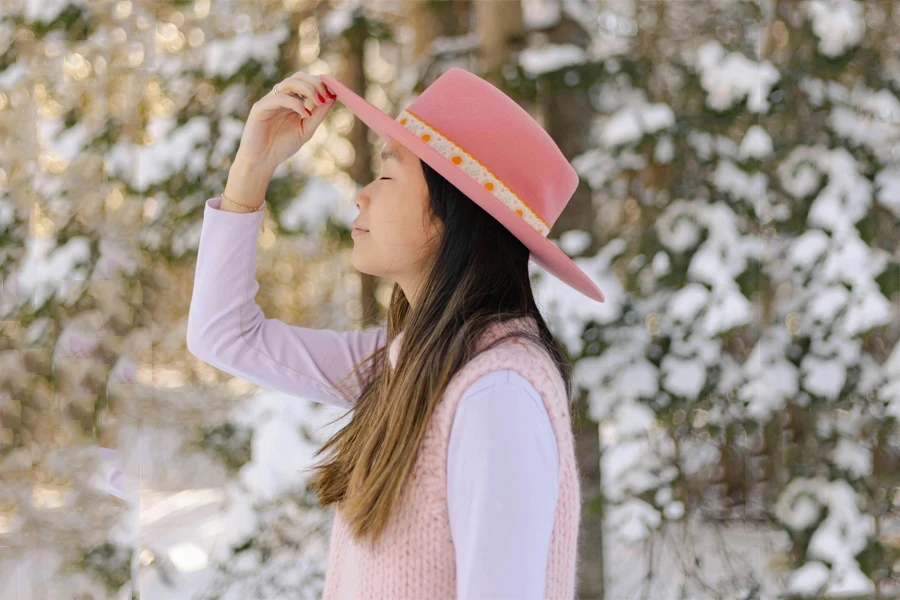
[234,71,337,173]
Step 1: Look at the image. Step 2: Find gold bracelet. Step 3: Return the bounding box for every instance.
[221,192,262,212]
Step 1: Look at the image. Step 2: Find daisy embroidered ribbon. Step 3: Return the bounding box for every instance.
[396,109,551,237]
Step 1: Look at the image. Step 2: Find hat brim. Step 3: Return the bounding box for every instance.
[320,74,605,304]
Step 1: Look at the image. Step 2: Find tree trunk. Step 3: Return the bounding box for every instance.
[541,12,596,243]
[339,37,379,327]
[474,0,525,80]
[407,0,443,60]
[572,391,606,599]
[537,10,606,598]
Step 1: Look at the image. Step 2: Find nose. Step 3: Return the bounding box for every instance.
[355,190,371,211]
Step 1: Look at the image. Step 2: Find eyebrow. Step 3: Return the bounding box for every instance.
[380,147,402,164]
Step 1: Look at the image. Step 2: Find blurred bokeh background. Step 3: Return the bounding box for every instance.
[1,0,899,598]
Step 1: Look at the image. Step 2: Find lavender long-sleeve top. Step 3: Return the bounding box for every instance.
[186,197,558,599]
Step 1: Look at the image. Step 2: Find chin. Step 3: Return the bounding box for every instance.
[352,261,389,281]
[350,254,375,276]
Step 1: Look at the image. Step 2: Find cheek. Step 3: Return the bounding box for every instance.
[375,201,420,242]
[393,216,432,254]
[371,184,433,250]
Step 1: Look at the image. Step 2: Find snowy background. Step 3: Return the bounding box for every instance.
[1,0,899,598]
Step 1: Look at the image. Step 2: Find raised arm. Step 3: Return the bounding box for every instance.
[186,196,386,409]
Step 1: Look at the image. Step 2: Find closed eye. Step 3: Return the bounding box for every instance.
[379,177,391,180]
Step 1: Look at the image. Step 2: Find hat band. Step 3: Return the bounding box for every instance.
[396,109,551,237]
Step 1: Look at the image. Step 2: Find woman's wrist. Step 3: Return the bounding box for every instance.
[221,156,275,213]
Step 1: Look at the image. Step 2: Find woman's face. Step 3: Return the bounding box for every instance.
[351,138,442,305]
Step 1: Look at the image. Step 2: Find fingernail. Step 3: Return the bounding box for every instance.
[327,88,336,98]
[316,92,325,103]
[305,107,312,115]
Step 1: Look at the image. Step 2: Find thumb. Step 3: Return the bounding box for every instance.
[305,93,336,129]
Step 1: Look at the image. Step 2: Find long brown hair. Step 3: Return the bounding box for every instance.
[305,157,577,544]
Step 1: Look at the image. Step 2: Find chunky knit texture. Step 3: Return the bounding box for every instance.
[321,316,581,599]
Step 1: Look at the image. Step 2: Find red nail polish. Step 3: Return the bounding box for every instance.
[305,107,312,115]
[316,92,325,103]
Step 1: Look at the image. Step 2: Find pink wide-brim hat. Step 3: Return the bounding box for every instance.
[320,67,605,303]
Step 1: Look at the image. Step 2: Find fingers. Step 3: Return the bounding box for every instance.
[287,71,336,103]
[265,93,312,118]
[272,78,313,105]
[254,72,335,120]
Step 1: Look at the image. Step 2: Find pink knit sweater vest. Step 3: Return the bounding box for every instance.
[321,317,581,599]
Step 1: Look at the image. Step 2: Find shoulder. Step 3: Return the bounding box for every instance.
[437,336,567,427]
[458,337,566,400]
[460,369,542,408]
[460,334,560,384]
[447,369,559,483]
[455,369,551,432]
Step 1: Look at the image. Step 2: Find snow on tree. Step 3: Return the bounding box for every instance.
[546,0,899,596]
[3,0,898,598]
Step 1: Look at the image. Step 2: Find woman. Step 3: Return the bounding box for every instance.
[186,68,606,599]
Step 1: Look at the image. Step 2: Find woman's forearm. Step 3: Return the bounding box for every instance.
[220,156,275,213]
